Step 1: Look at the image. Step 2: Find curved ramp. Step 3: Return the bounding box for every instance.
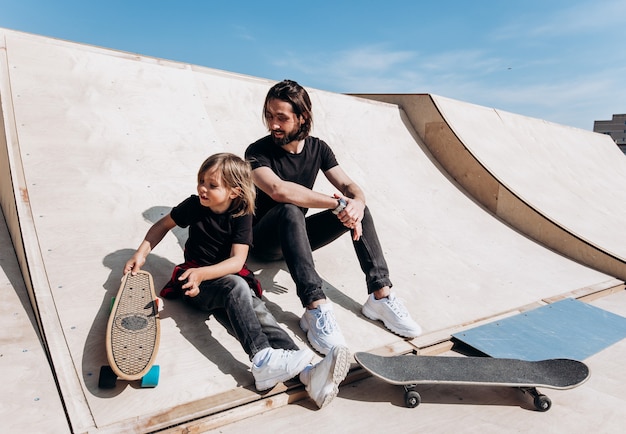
[358,93,626,281]
[0,28,621,432]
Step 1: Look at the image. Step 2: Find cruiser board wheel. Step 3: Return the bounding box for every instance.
[98,365,117,389]
[141,365,160,388]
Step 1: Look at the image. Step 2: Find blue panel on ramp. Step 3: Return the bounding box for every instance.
[452,298,626,361]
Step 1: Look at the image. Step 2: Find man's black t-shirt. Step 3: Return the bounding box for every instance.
[245,135,338,221]
[170,195,253,266]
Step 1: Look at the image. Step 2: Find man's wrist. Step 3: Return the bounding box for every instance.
[332,197,347,215]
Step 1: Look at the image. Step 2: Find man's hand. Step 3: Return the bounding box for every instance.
[334,194,364,240]
[351,221,363,241]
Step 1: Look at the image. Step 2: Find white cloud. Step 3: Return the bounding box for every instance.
[233,25,255,41]
[274,44,415,76]
[492,0,626,40]
[535,0,626,36]
[265,1,626,130]
[332,46,415,72]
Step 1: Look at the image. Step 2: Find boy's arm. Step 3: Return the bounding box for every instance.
[180,243,249,297]
[124,214,177,275]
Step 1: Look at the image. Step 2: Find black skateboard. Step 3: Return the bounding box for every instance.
[354,352,590,411]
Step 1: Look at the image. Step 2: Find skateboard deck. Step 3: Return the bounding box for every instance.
[354,352,590,411]
[99,271,161,388]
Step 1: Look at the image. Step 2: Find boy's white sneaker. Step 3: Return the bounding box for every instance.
[299,302,347,355]
[362,292,422,338]
[300,345,350,409]
[252,347,315,391]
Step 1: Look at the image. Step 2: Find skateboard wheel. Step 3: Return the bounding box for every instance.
[533,394,552,412]
[405,390,421,408]
[98,365,117,389]
[141,365,160,388]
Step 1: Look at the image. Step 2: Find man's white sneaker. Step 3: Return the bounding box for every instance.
[362,293,422,338]
[299,302,347,355]
[251,347,315,391]
[300,345,350,409]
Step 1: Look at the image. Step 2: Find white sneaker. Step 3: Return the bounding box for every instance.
[252,347,315,391]
[300,345,350,409]
[299,302,347,355]
[362,293,422,338]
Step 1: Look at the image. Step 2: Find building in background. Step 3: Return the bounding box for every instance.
[594,114,626,154]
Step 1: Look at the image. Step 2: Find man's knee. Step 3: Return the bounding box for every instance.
[251,204,306,261]
[276,203,305,224]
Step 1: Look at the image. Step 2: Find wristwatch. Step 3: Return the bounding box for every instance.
[332,197,347,215]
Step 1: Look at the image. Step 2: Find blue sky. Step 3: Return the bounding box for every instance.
[1,0,624,130]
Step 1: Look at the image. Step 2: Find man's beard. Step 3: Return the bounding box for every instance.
[271,129,300,147]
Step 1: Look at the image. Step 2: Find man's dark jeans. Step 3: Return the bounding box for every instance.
[252,204,392,307]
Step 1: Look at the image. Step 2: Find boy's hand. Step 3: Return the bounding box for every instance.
[123,255,145,275]
[179,268,202,297]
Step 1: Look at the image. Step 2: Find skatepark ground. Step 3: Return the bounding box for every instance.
[1,28,626,433]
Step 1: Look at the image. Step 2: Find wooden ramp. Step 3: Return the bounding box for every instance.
[0,209,70,433]
[356,93,626,281]
[186,290,626,434]
[0,28,622,432]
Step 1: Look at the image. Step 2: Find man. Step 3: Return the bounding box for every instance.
[245,79,422,355]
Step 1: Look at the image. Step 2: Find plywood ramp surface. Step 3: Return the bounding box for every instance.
[357,93,626,281]
[0,210,70,433]
[0,28,620,432]
[431,94,626,256]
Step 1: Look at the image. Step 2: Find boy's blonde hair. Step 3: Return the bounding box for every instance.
[197,153,256,218]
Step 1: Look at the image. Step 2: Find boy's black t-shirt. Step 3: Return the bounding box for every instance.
[170,195,253,266]
[245,135,339,221]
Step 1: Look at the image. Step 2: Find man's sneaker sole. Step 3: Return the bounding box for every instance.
[362,305,421,338]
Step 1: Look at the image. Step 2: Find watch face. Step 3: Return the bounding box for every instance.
[333,198,347,214]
